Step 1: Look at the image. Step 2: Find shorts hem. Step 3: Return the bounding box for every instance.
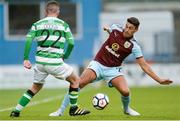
[33,81,45,84]
[108,75,124,87]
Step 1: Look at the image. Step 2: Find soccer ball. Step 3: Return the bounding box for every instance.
[92,93,109,110]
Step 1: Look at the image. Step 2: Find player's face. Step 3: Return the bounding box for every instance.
[123,22,138,38]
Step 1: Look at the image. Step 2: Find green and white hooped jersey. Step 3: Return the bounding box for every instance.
[24,17,74,65]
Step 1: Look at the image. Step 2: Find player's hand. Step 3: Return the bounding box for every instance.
[23,60,32,69]
[159,79,173,85]
[103,26,109,31]
[103,26,110,34]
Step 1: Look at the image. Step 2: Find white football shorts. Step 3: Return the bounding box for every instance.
[33,63,73,84]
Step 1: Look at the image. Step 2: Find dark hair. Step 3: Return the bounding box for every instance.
[127,17,140,28]
[46,0,60,13]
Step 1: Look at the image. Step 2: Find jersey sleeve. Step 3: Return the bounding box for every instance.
[24,24,36,60]
[109,24,123,33]
[63,23,74,59]
[132,40,143,59]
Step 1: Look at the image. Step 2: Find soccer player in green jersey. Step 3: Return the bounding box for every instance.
[10,0,90,117]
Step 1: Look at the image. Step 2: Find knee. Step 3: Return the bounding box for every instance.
[67,75,80,87]
[71,78,79,84]
[70,79,79,88]
[121,89,130,96]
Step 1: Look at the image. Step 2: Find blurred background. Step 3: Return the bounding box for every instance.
[0,0,180,89]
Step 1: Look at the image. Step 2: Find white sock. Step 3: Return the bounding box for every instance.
[58,93,70,113]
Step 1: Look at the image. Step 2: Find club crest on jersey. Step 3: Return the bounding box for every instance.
[111,43,119,51]
[124,41,131,48]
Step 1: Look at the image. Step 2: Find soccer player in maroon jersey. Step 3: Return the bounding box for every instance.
[49,17,173,116]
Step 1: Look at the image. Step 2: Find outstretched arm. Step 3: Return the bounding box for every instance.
[136,57,173,85]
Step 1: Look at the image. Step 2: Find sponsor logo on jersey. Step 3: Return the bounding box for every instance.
[105,45,120,58]
[124,41,131,48]
[111,43,119,51]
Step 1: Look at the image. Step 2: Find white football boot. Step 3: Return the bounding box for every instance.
[49,110,63,117]
[124,107,140,116]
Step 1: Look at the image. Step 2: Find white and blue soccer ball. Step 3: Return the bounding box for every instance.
[92,93,109,110]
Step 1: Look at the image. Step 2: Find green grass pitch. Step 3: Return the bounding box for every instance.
[0,84,180,120]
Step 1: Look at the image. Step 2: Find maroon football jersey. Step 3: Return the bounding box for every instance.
[95,30,134,67]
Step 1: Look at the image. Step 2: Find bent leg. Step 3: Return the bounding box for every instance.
[66,72,80,107]
[111,76,130,96]
[66,71,91,116]
[111,76,140,116]
[79,68,97,88]
[111,76,130,111]
[49,68,97,116]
